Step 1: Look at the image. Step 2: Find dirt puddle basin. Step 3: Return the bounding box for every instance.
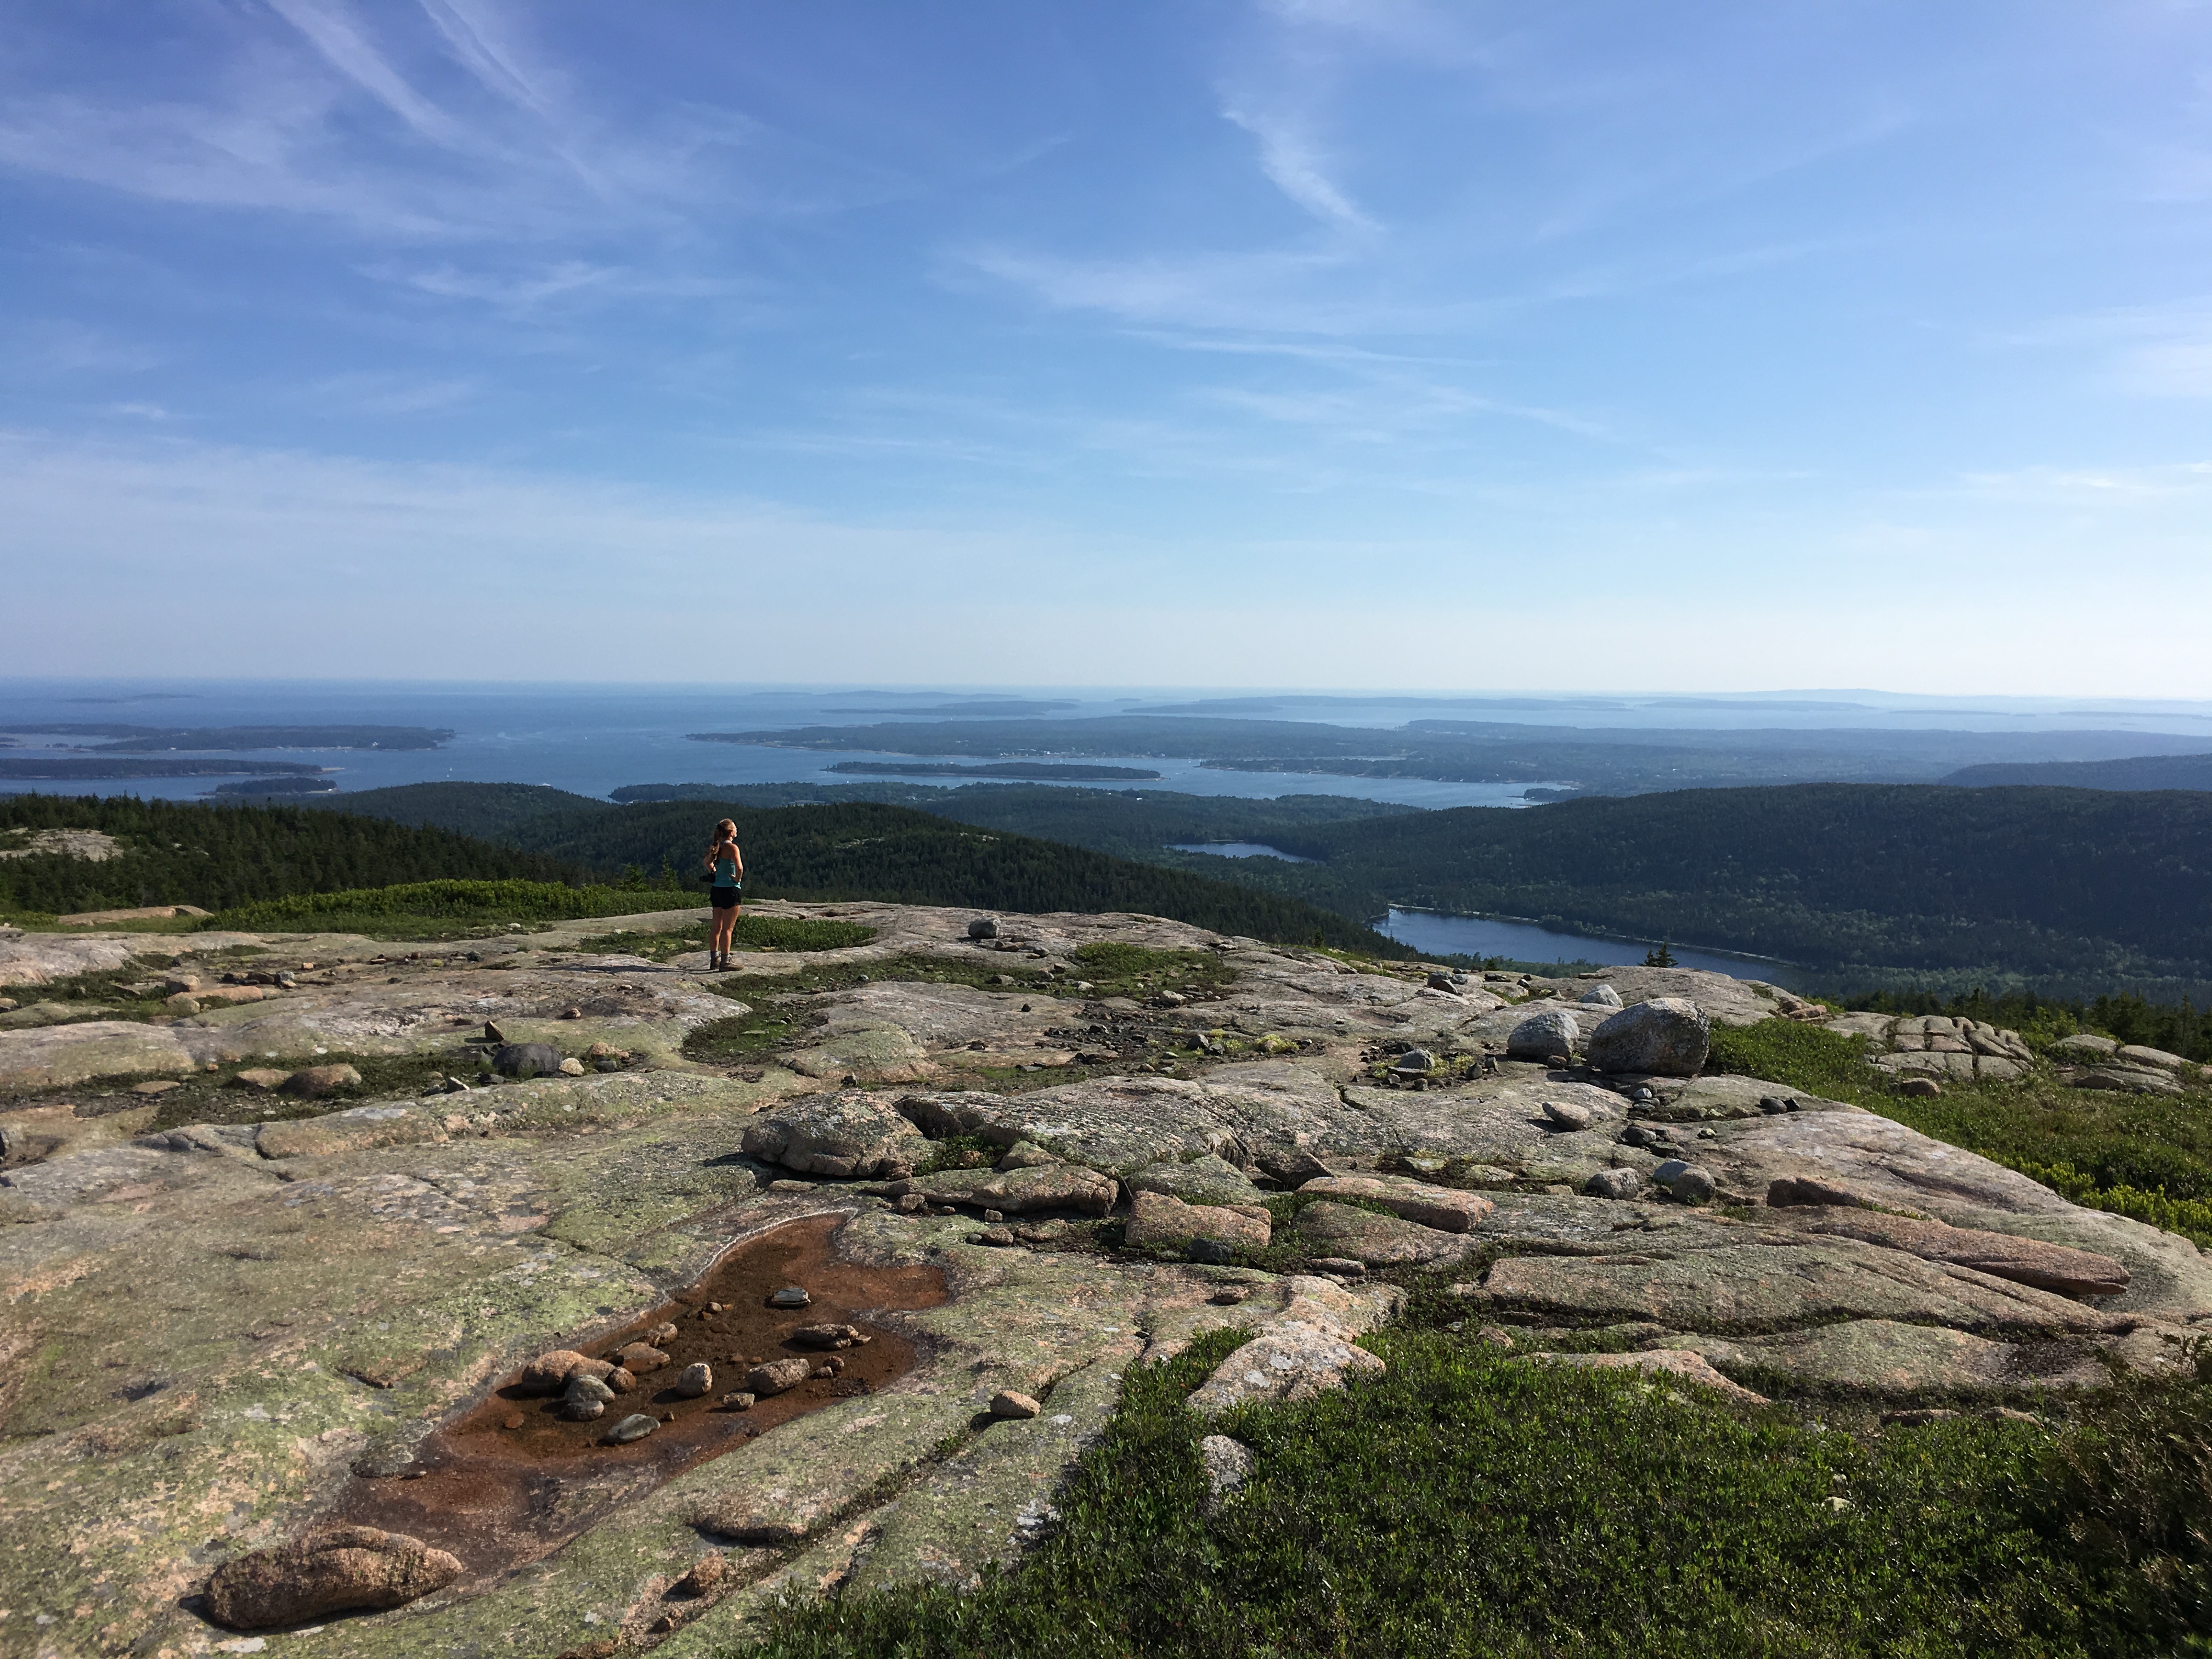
[330,1215,946,1580]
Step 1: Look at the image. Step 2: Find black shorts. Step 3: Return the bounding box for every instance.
[711,886,742,910]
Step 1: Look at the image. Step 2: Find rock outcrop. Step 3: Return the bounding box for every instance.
[0,897,2204,1657]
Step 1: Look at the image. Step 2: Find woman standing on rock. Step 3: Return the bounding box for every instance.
[703,819,744,970]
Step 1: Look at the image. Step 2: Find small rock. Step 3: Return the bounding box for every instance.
[792,1323,868,1349]
[1767,1175,1867,1209]
[990,973,1015,986]
[1155,990,1187,1008]
[1654,1161,1716,1204]
[646,1322,680,1345]
[1584,1167,1643,1200]
[1425,972,1459,992]
[1188,1237,1235,1264]
[483,1021,506,1042]
[1390,1048,1433,1076]
[672,1362,713,1398]
[989,1390,1041,1419]
[565,1375,616,1407]
[557,1057,586,1076]
[997,1141,1059,1170]
[605,1413,657,1444]
[967,917,997,939]
[203,1525,463,1630]
[560,1006,583,1020]
[746,1357,812,1397]
[563,1395,607,1421]
[818,1353,847,1375]
[1015,1217,1068,1243]
[770,1286,811,1309]
[501,1412,524,1431]
[586,1041,613,1059]
[1505,1008,1579,1061]
[983,1208,1005,1224]
[1198,1433,1256,1511]
[1542,1100,1592,1130]
[1757,1095,1800,1115]
[896,1192,928,1214]
[1897,1077,1942,1097]
[673,1551,729,1596]
[1579,983,1624,1009]
[129,1079,180,1096]
[232,1067,291,1092]
[1209,1286,1252,1305]
[615,1342,670,1373]
[720,1391,756,1410]
[1310,1256,1367,1276]
[973,1226,1017,1246]
[606,1367,636,1393]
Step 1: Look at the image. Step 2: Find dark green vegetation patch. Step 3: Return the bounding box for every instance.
[211,878,663,939]
[736,1328,2212,1658]
[0,795,583,918]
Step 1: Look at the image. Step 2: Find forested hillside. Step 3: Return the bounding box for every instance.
[1258,784,2212,981]
[1943,754,2212,791]
[0,793,584,915]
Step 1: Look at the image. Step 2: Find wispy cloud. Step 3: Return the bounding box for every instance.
[1220,103,1376,230]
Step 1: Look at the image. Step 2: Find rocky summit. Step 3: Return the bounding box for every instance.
[2,901,2207,1656]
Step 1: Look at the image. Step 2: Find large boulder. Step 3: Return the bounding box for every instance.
[1505,1008,1579,1060]
[1584,998,1711,1076]
[1189,1315,1386,1417]
[742,1093,925,1179]
[204,1526,463,1630]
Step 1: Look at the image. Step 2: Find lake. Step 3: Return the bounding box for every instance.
[1164,842,1317,862]
[1378,906,1811,990]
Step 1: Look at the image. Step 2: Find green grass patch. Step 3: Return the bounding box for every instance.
[210,878,672,939]
[1070,941,1232,1001]
[735,1328,2212,1657]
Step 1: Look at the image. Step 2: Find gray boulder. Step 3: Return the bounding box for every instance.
[1579,984,1624,1009]
[1585,998,1711,1077]
[742,1093,925,1180]
[1505,1008,1579,1061]
[492,1042,563,1078]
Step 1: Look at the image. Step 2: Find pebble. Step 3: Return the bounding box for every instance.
[672,1362,713,1398]
[560,1006,583,1019]
[615,1342,670,1373]
[605,1413,657,1444]
[792,1323,867,1349]
[989,1390,1041,1420]
[586,1041,613,1059]
[720,1392,756,1411]
[973,1226,1017,1247]
[770,1286,811,1309]
[1209,1286,1251,1306]
[557,1057,586,1076]
[646,1322,680,1345]
[501,1412,525,1431]
[983,1209,1005,1224]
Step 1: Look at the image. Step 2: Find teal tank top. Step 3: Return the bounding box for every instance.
[712,852,741,885]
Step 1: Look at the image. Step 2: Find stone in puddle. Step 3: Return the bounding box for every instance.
[605,1413,657,1444]
[792,1323,868,1349]
[770,1286,811,1309]
[519,1349,596,1393]
[672,1362,713,1398]
[203,1525,463,1630]
[746,1357,812,1397]
[989,1390,1041,1419]
[646,1321,680,1345]
[563,1376,612,1420]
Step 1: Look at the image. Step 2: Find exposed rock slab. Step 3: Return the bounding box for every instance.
[1297,1172,1494,1232]
[1527,1347,1769,1407]
[1124,1190,1269,1252]
[1294,1199,1477,1267]
[1666,1319,2108,1397]
[1771,1205,2130,1298]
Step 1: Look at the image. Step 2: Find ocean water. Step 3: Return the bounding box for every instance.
[1379,906,1810,989]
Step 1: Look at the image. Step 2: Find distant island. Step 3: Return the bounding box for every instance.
[0,723,453,752]
[826,761,1163,781]
[0,758,330,780]
[210,776,342,796]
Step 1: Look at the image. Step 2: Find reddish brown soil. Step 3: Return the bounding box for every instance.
[330,1215,945,1579]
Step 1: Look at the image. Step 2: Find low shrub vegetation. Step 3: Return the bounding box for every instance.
[733,1328,2212,1658]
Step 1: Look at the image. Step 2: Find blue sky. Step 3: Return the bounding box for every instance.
[4,1,2210,690]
